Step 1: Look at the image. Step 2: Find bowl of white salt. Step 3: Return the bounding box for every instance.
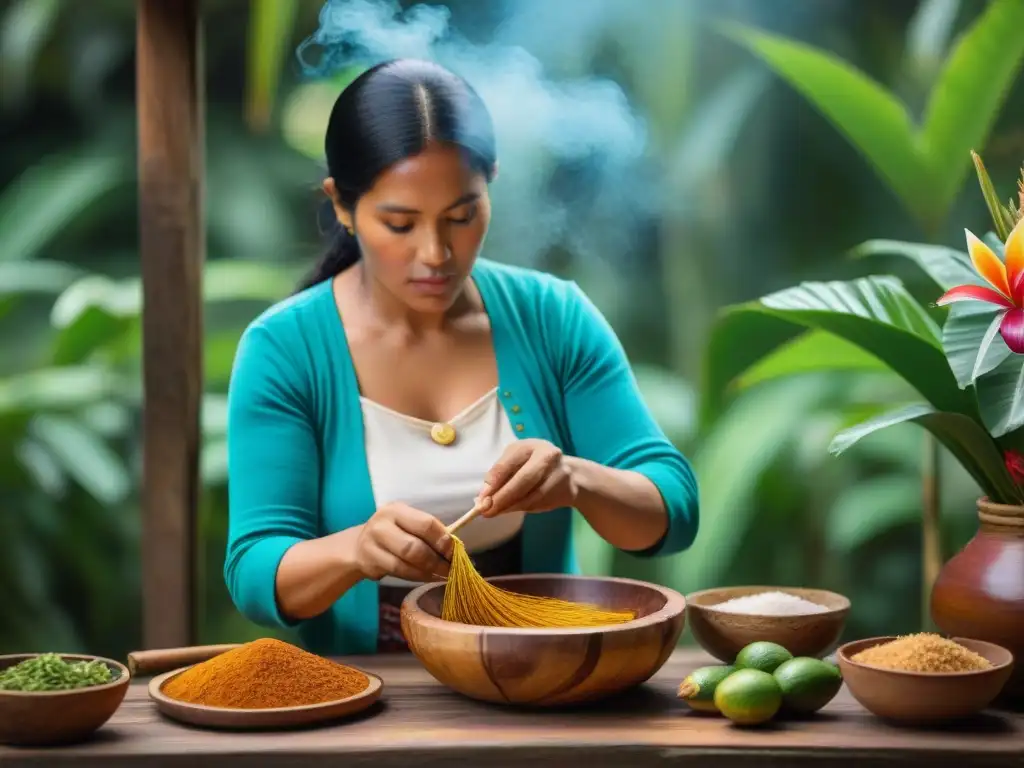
[685,586,850,663]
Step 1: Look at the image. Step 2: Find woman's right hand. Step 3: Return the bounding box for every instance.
[353,502,454,582]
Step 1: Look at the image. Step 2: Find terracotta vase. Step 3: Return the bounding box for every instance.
[930,498,1024,705]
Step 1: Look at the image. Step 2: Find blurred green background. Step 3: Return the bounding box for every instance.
[2,0,1022,662]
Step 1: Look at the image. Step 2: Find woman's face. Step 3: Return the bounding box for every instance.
[325,142,493,313]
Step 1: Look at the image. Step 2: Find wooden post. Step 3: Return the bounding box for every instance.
[136,0,204,649]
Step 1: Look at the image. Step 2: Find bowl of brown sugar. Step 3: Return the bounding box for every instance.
[837,633,1014,724]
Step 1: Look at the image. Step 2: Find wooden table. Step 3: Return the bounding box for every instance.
[1,650,1021,767]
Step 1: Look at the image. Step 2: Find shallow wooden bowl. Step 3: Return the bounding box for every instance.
[400,573,686,706]
[837,636,1014,724]
[685,586,850,662]
[0,654,130,746]
[148,663,383,730]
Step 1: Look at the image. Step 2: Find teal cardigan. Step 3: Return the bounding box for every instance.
[224,258,699,655]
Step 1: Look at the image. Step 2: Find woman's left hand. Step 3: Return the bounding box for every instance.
[477,439,578,517]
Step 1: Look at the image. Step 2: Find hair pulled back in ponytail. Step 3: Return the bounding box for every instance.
[295,59,497,293]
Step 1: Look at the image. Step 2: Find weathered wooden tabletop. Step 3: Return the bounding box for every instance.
[1,649,1021,767]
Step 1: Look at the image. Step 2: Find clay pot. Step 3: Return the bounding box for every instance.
[930,498,1024,705]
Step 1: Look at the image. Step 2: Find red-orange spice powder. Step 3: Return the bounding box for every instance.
[162,637,369,709]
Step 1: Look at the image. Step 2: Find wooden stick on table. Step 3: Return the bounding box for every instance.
[127,644,243,676]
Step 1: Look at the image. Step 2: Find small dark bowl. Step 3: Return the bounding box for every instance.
[0,654,130,746]
[837,636,1014,724]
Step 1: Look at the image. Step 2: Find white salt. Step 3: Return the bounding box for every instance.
[710,591,828,616]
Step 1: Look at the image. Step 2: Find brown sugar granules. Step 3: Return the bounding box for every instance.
[851,633,992,673]
[161,637,369,709]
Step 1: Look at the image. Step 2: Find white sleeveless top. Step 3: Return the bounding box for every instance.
[360,387,523,587]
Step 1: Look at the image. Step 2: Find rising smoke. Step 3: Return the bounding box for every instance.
[295,0,655,271]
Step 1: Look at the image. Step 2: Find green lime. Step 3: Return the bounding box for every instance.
[713,668,783,725]
[773,657,843,715]
[677,665,736,712]
[735,641,793,674]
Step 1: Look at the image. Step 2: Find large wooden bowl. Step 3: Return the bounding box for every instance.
[400,573,685,707]
[685,586,850,662]
[0,654,130,746]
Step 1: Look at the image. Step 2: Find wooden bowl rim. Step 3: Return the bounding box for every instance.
[685,585,851,616]
[837,636,1015,678]
[148,663,383,715]
[402,572,686,635]
[0,653,130,698]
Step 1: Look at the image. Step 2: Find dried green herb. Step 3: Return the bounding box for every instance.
[0,653,114,692]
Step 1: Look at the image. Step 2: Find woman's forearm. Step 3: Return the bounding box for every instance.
[566,457,669,552]
[275,526,365,621]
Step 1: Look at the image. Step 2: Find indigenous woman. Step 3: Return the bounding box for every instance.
[224,59,699,654]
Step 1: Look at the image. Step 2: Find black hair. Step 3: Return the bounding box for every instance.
[296,59,497,292]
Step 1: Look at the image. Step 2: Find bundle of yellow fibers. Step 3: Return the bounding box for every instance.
[440,536,636,628]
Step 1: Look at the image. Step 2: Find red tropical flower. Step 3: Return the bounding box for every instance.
[1005,450,1024,486]
[936,218,1024,353]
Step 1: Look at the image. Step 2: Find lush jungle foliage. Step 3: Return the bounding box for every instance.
[2,0,1023,658]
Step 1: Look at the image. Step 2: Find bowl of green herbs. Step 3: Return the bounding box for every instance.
[0,653,130,746]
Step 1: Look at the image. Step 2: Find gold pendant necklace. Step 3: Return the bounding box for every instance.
[430,422,456,446]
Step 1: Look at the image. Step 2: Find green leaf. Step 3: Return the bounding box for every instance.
[0,366,118,418]
[78,402,131,438]
[15,437,65,498]
[667,67,768,192]
[827,475,922,553]
[851,239,978,291]
[202,395,229,438]
[49,261,298,362]
[837,408,924,470]
[759,278,942,339]
[904,0,961,80]
[0,151,127,263]
[204,330,244,387]
[50,275,140,364]
[719,22,934,225]
[971,152,1015,241]
[619,0,697,152]
[975,354,1024,438]
[632,364,695,444]
[200,438,229,486]
[282,72,366,161]
[671,377,839,590]
[28,415,130,505]
[942,302,1011,388]
[700,310,804,425]
[245,0,300,131]
[0,260,86,321]
[723,2,1024,228]
[52,261,297,328]
[0,261,85,296]
[55,307,135,365]
[829,403,1020,503]
[0,0,61,109]
[704,276,972,422]
[204,260,298,303]
[920,0,1024,211]
[736,329,889,390]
